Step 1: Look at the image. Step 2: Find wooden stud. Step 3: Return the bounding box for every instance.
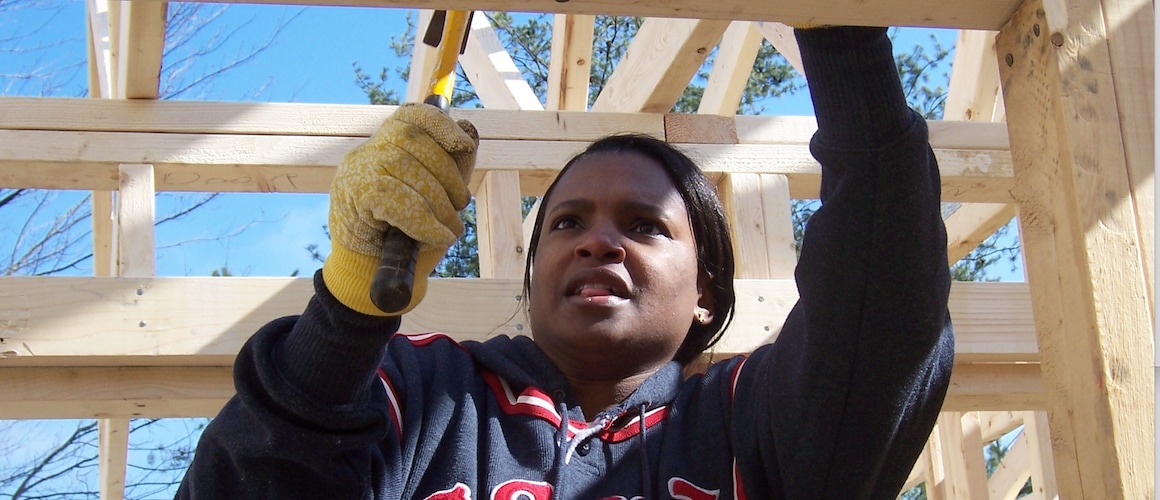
[114,0,166,99]
[935,412,989,499]
[405,10,440,103]
[475,171,525,279]
[98,418,129,500]
[977,410,1023,443]
[697,21,763,116]
[1023,410,1059,499]
[546,14,595,111]
[717,174,795,280]
[590,18,730,113]
[997,0,1153,495]
[460,13,545,110]
[755,22,804,75]
[943,203,1017,265]
[986,426,1032,499]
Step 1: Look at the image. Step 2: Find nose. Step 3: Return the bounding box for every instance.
[574,223,626,263]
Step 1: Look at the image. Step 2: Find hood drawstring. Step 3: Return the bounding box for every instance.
[551,393,568,500]
[638,403,653,500]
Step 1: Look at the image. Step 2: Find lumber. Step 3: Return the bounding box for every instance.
[0,278,1038,365]
[545,14,594,111]
[460,13,545,111]
[0,361,1043,420]
[997,0,1154,496]
[987,427,1031,500]
[1024,410,1059,498]
[114,0,166,99]
[718,174,795,279]
[590,18,730,113]
[209,0,1019,31]
[935,412,989,499]
[405,10,440,103]
[475,171,525,279]
[698,21,764,116]
[98,418,129,500]
[943,203,1017,265]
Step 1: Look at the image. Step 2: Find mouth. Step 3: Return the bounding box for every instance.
[565,270,631,302]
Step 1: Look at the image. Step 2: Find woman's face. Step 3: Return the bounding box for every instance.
[529,151,712,379]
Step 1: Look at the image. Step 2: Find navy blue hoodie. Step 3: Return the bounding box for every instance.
[177,26,953,499]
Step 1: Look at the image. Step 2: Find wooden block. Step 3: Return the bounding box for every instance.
[997,0,1154,495]
[546,14,595,111]
[475,171,526,279]
[665,113,738,144]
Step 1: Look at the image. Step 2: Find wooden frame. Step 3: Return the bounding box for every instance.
[2,0,1152,497]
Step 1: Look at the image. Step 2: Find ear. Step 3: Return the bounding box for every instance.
[694,273,715,325]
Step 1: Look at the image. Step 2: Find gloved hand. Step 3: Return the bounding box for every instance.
[323,103,479,316]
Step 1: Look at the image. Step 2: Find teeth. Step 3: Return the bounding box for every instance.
[575,283,614,295]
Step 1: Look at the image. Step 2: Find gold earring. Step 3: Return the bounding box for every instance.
[695,310,708,325]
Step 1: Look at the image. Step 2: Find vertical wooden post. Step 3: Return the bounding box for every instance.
[1022,410,1059,499]
[475,171,524,279]
[99,164,155,500]
[546,14,595,111]
[996,0,1154,496]
[934,412,989,499]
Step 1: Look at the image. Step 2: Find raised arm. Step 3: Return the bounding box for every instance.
[176,104,479,498]
[731,26,954,497]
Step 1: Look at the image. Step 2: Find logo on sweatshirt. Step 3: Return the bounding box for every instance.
[420,477,718,500]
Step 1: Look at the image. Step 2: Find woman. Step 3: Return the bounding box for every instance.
[178,25,953,499]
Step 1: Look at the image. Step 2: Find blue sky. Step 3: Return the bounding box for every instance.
[2,2,1023,281]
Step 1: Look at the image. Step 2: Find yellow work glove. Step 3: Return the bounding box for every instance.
[323,103,479,316]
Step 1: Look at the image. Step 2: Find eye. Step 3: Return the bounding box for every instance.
[633,220,666,237]
[550,216,580,231]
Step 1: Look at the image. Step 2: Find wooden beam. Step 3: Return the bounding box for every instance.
[98,419,129,500]
[114,0,166,99]
[935,412,989,499]
[0,361,1044,420]
[475,171,525,279]
[459,13,545,110]
[205,0,1020,31]
[697,21,763,116]
[546,14,594,111]
[977,410,1023,443]
[86,0,114,98]
[590,18,730,113]
[944,202,1017,265]
[755,22,804,75]
[0,278,1038,365]
[987,426,1032,499]
[718,174,795,279]
[405,10,440,103]
[1024,410,1059,499]
[0,131,1015,203]
[996,0,1153,495]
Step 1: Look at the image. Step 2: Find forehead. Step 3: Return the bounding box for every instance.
[548,151,683,206]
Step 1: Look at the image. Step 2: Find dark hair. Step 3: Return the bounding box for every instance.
[523,134,736,365]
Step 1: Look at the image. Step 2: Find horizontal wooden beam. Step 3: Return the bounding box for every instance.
[209,0,1019,30]
[0,361,1043,420]
[0,99,1014,201]
[0,277,1036,366]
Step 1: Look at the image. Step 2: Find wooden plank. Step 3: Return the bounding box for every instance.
[98,418,129,500]
[944,202,1017,265]
[405,9,440,103]
[1023,410,1059,499]
[935,412,989,499]
[1102,0,1154,323]
[697,21,763,116]
[590,18,730,113]
[977,410,1023,443]
[546,14,594,111]
[755,22,804,75]
[987,427,1031,500]
[207,0,1020,31]
[0,131,1016,203]
[717,174,795,280]
[114,0,166,99]
[115,164,155,277]
[925,423,949,500]
[0,278,1039,365]
[475,171,525,279]
[460,13,545,110]
[86,0,114,99]
[947,364,1045,411]
[92,191,116,277]
[996,0,1153,496]
[945,30,1002,122]
[0,97,665,140]
[0,362,1044,420]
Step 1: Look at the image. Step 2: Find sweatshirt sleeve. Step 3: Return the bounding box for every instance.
[176,270,404,499]
[730,27,955,497]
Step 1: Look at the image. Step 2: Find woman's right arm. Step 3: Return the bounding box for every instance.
[176,271,403,499]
